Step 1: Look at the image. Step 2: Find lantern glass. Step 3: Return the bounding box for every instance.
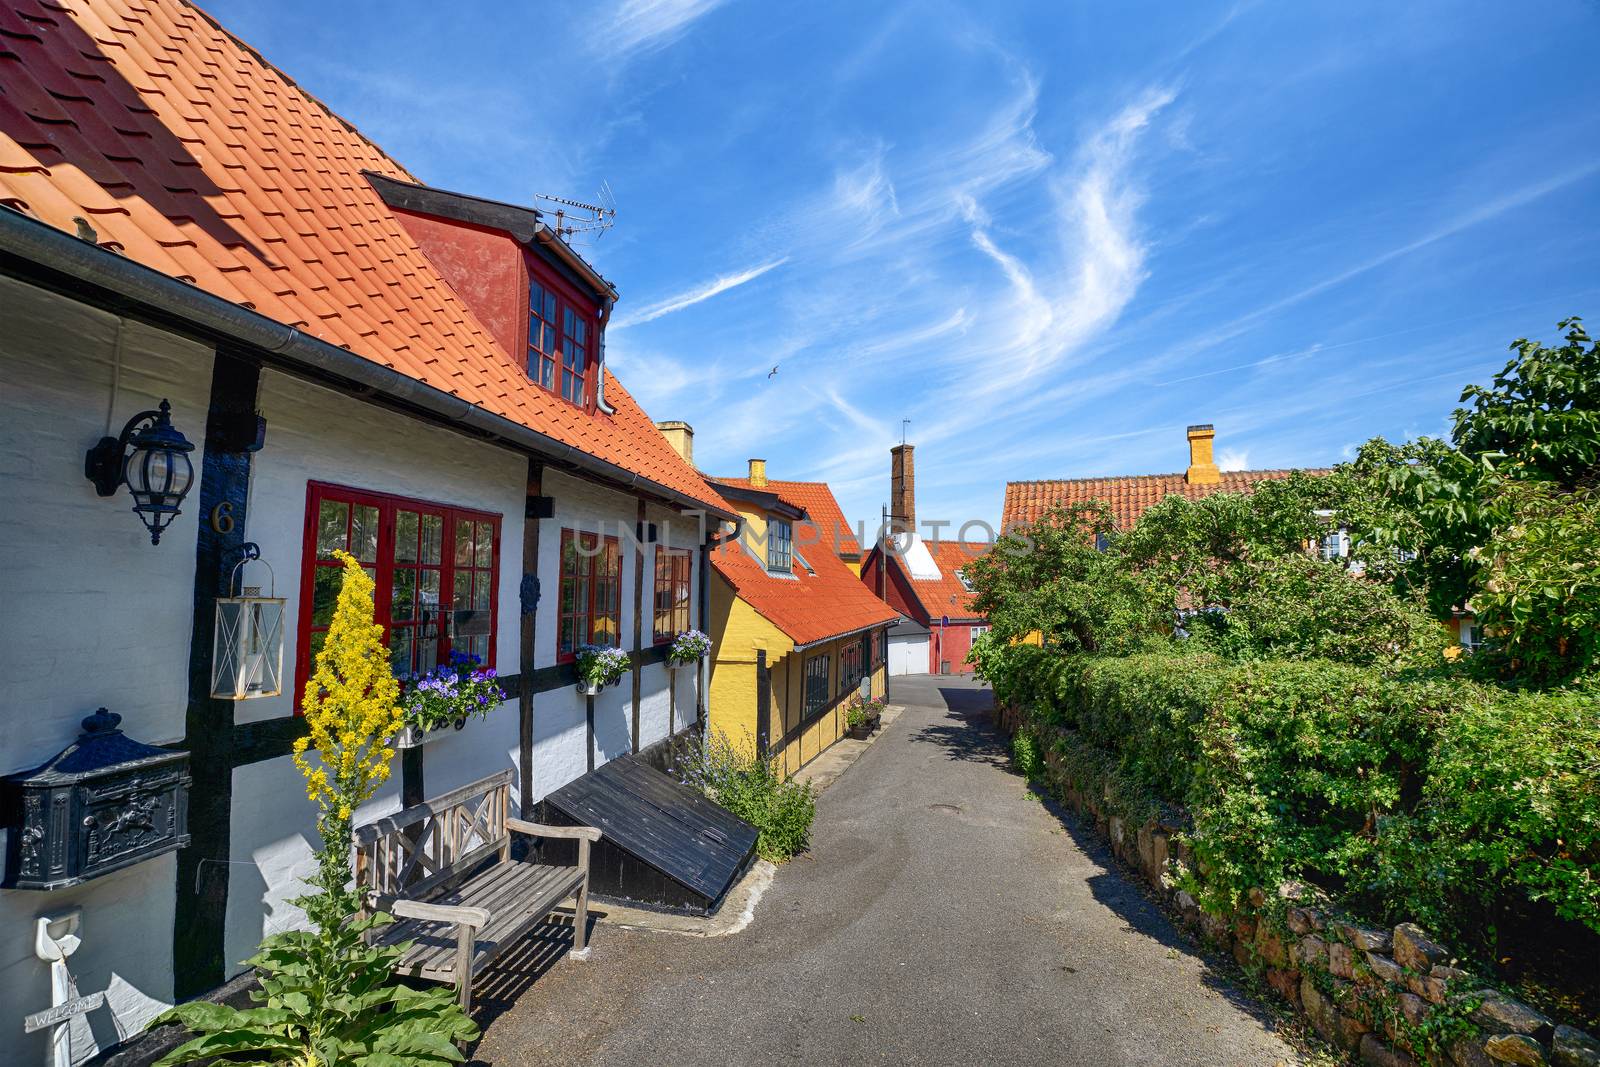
[212,593,286,700]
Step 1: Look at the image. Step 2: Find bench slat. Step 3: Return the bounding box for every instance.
[385,861,583,979]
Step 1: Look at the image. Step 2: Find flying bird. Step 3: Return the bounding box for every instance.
[768,365,779,379]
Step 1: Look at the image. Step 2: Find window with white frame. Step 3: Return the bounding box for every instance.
[767,518,793,573]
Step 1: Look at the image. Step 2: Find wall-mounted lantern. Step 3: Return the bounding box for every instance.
[211,543,285,700]
[84,399,195,545]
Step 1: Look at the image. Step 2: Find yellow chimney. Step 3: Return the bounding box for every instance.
[748,458,767,487]
[656,420,694,466]
[1185,424,1220,485]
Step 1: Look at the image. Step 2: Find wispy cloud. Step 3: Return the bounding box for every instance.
[594,0,730,62]
[610,257,789,328]
[1217,448,1250,471]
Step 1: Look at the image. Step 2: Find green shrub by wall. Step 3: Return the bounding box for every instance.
[986,650,1600,951]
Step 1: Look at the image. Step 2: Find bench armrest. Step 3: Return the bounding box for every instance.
[389,898,491,929]
[506,817,601,843]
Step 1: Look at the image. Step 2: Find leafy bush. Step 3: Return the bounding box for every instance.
[1011,731,1043,781]
[989,649,1600,946]
[679,731,816,862]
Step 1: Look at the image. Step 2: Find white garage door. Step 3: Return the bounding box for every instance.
[888,634,930,676]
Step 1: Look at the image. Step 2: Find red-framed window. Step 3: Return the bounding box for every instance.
[297,482,500,709]
[839,640,863,695]
[525,257,597,410]
[652,547,692,644]
[558,529,621,662]
[528,280,558,393]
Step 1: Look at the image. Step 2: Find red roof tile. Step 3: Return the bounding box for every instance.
[901,539,987,621]
[0,0,729,516]
[1001,469,1328,531]
[712,477,862,558]
[711,539,897,647]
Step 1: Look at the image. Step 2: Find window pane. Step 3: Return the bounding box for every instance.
[420,514,443,564]
[396,510,419,563]
[312,566,340,628]
[559,616,574,656]
[474,570,491,610]
[476,522,494,567]
[316,500,348,558]
[393,568,416,623]
[389,628,414,675]
[453,569,473,612]
[352,504,379,563]
[417,632,438,671]
[454,519,473,566]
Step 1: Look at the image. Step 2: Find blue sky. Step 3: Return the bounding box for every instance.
[210,0,1600,533]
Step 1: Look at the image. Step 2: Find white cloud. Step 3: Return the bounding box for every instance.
[1217,448,1250,471]
[594,0,730,62]
[610,257,789,328]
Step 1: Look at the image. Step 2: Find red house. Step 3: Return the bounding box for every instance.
[859,445,988,675]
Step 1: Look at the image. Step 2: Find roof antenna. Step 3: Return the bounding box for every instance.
[900,419,911,446]
[532,183,616,242]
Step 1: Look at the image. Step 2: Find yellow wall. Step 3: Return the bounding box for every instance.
[708,497,886,778]
[707,570,887,779]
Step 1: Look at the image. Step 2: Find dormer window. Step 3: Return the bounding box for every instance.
[527,275,595,408]
[767,518,793,573]
[562,306,588,406]
[956,568,973,592]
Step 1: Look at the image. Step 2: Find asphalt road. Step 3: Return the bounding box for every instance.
[474,674,1303,1066]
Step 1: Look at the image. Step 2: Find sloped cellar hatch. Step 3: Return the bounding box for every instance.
[538,754,758,915]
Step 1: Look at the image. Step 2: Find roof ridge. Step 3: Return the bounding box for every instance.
[1005,467,1321,487]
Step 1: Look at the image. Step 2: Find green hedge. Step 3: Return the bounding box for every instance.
[979,645,1600,948]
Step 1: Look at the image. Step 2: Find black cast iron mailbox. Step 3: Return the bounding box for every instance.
[2,708,190,890]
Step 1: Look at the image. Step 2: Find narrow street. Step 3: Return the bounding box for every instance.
[474,675,1303,1066]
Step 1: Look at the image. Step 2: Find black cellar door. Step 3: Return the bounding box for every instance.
[540,754,759,915]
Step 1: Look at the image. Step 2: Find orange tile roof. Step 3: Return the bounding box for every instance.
[712,477,862,558]
[1001,469,1327,531]
[0,0,729,516]
[711,538,897,647]
[902,539,987,621]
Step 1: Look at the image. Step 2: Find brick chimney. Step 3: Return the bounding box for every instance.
[890,444,915,533]
[747,458,767,487]
[1185,424,1220,485]
[656,420,694,466]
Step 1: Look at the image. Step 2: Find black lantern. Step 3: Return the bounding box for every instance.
[84,399,196,544]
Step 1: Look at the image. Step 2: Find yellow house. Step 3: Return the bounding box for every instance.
[704,460,896,777]
[652,427,896,777]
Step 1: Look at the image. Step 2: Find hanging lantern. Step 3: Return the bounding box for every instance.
[211,544,285,700]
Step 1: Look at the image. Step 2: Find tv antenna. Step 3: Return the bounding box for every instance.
[900,419,911,446]
[532,182,616,241]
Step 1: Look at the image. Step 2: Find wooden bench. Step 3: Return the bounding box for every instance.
[352,769,601,1012]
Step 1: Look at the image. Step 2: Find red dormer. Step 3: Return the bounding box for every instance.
[368,172,617,414]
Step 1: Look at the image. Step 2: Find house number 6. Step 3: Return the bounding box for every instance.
[211,501,235,534]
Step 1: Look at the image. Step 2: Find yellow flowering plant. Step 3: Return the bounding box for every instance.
[152,551,476,1064]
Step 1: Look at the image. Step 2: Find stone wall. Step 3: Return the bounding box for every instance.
[992,703,1600,1067]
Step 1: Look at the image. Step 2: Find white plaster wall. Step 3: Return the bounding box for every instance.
[236,369,527,725]
[224,369,527,972]
[421,698,520,803]
[527,473,705,799]
[0,277,212,1063]
[225,756,402,971]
